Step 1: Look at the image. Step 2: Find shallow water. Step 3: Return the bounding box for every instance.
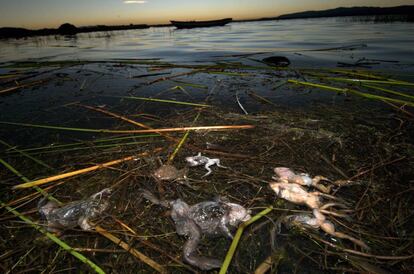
[1,18,414,71]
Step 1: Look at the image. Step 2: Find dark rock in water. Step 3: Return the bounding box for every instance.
[58,23,78,35]
[262,56,291,67]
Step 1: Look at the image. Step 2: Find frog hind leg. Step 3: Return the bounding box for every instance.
[201,164,213,177]
[215,159,227,169]
[182,221,222,270]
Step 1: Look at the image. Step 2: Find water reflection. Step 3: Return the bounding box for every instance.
[0,18,413,70]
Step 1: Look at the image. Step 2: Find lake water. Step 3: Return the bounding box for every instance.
[1,18,414,71]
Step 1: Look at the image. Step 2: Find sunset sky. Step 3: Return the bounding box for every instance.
[1,0,414,29]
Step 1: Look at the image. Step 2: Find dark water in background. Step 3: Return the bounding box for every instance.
[1,18,414,70]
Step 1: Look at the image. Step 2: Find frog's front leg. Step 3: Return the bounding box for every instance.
[46,224,63,234]
[220,218,233,239]
[78,217,93,231]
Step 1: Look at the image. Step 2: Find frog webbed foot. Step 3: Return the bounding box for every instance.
[184,255,222,271]
[311,176,331,193]
[181,220,222,270]
[215,159,227,169]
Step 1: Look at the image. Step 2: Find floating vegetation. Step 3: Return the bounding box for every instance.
[1,59,413,273]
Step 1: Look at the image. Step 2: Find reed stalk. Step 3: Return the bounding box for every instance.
[171,80,208,89]
[121,96,211,107]
[76,104,153,129]
[7,135,159,154]
[0,158,60,204]
[322,77,414,86]
[168,112,201,163]
[95,226,167,273]
[0,139,54,170]
[220,207,273,274]
[0,79,48,95]
[288,79,414,107]
[0,121,254,134]
[12,149,159,189]
[363,84,414,101]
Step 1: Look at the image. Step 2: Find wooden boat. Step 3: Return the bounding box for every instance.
[170,18,232,29]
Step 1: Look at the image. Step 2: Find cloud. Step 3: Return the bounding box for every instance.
[123,0,147,4]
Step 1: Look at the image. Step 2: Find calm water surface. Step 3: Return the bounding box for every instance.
[1,18,414,70]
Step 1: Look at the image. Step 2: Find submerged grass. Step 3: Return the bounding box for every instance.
[288,79,414,107]
[121,96,211,107]
[6,135,160,154]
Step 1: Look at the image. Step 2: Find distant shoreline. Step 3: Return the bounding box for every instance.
[1,5,413,39]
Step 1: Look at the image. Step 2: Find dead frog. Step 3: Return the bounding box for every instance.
[141,189,251,270]
[38,188,112,234]
[273,167,330,193]
[153,164,188,182]
[284,209,369,250]
[269,180,324,209]
[185,152,227,177]
[270,167,347,217]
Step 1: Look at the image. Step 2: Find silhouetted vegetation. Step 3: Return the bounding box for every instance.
[0,23,149,39]
[57,23,78,35]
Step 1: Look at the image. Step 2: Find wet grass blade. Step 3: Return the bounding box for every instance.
[0,73,21,79]
[0,121,255,135]
[77,104,153,129]
[363,84,414,101]
[326,69,387,80]
[0,79,48,95]
[0,139,55,171]
[7,135,159,154]
[167,112,201,163]
[0,121,119,133]
[26,140,161,156]
[206,71,251,76]
[322,77,414,86]
[95,226,167,273]
[121,96,211,107]
[247,91,278,107]
[288,79,414,107]
[0,158,60,204]
[12,149,160,189]
[171,80,208,89]
[220,207,273,274]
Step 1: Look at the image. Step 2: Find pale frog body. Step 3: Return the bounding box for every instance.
[185,152,227,177]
